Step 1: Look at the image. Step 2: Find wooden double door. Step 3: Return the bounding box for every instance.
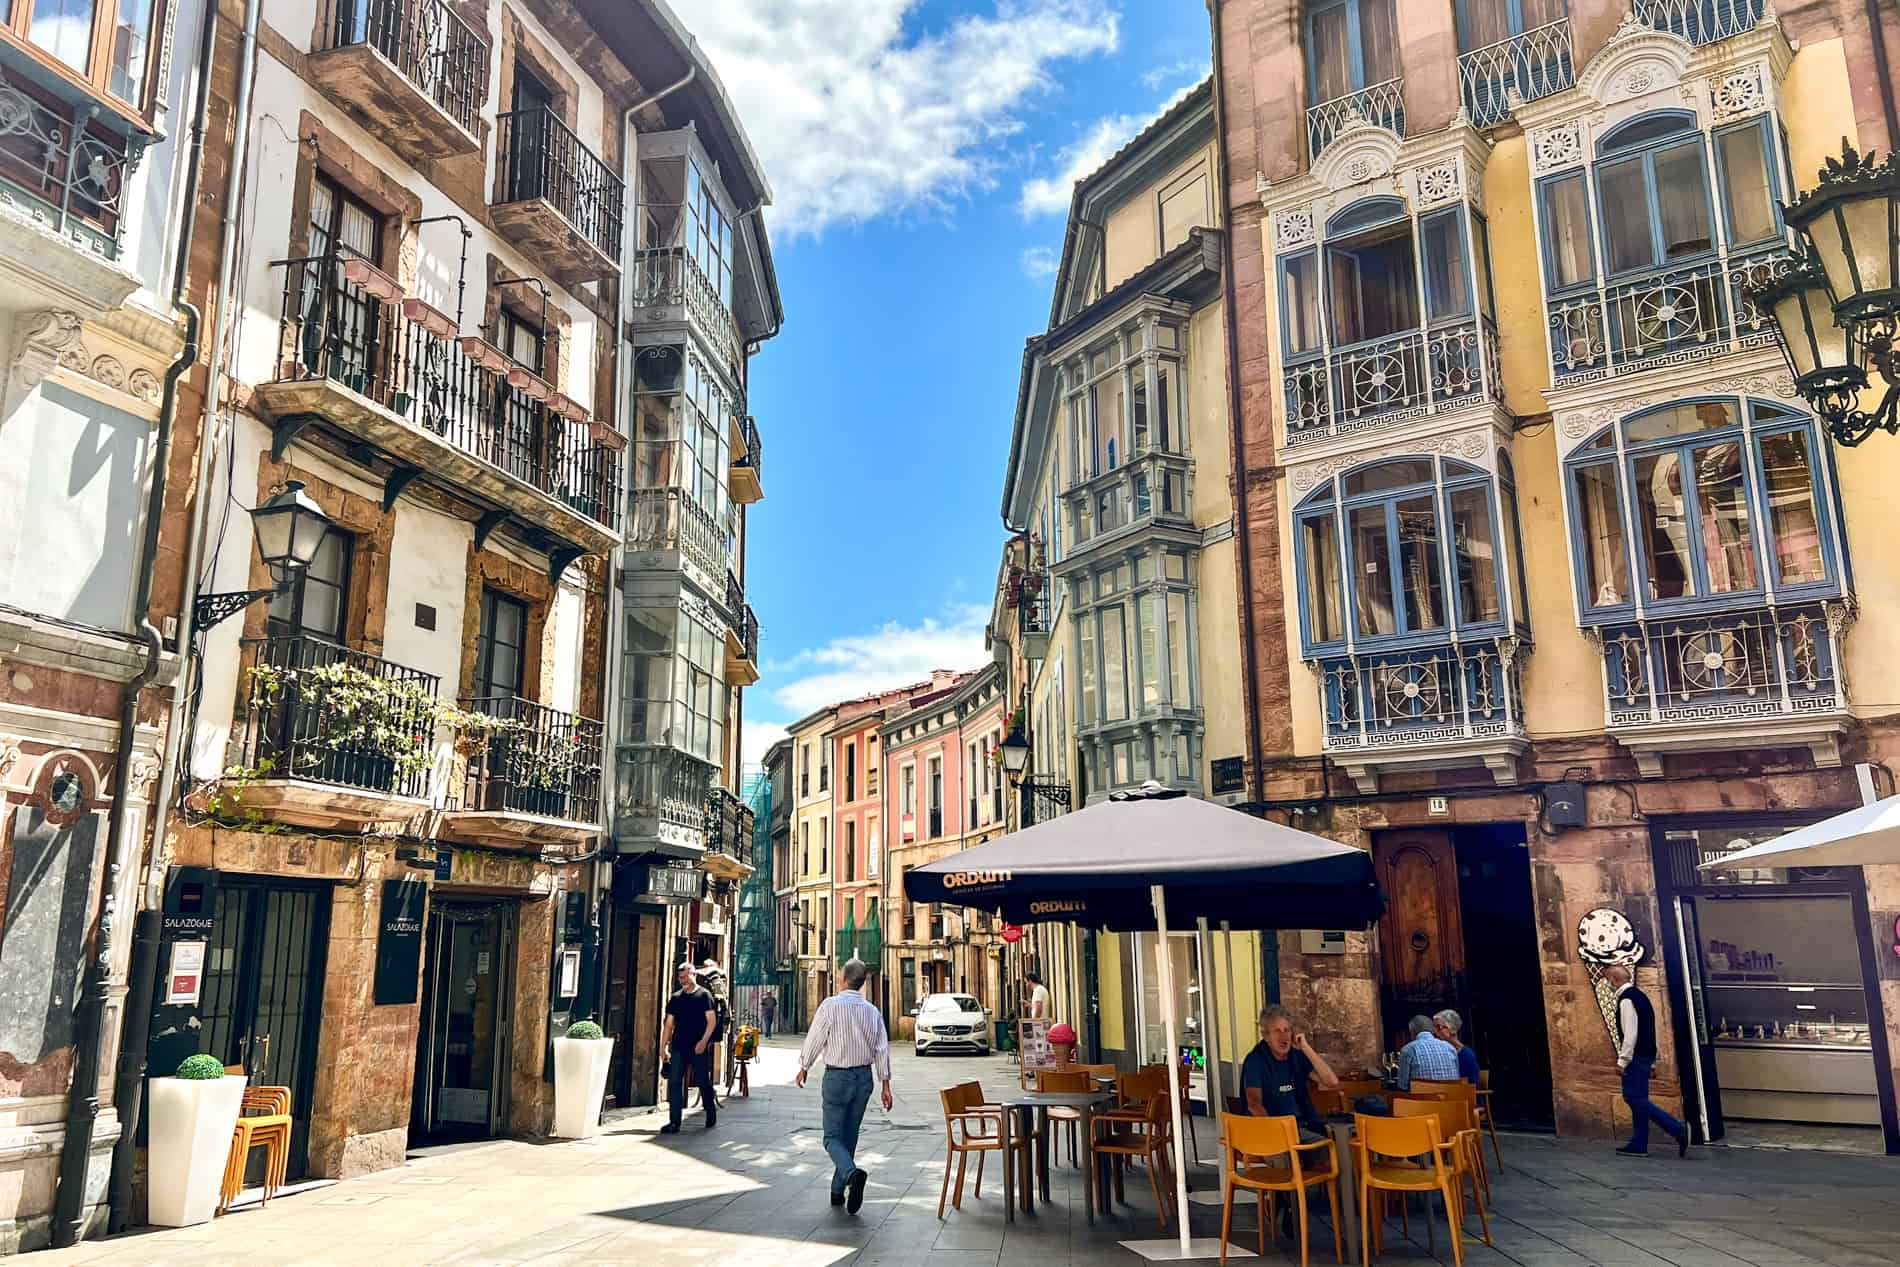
[1373,827,1554,1129]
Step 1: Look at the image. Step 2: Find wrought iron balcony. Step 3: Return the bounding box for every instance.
[452,695,603,828]
[1284,317,1501,446]
[1307,78,1405,163]
[1016,580,1051,661]
[493,106,623,282]
[1547,247,1792,386]
[1317,638,1527,791]
[836,918,881,968]
[1597,605,1850,776]
[724,586,760,688]
[243,633,440,803]
[629,234,744,377]
[0,61,142,270]
[615,744,716,853]
[731,414,762,504]
[1634,0,1767,46]
[704,786,756,872]
[311,0,487,160]
[1458,19,1574,129]
[262,253,621,546]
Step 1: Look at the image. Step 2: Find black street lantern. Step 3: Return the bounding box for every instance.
[1760,142,1900,446]
[998,724,1031,781]
[194,480,335,630]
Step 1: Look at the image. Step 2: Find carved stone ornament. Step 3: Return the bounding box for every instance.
[1289,429,1492,493]
[1275,208,1316,251]
[1575,19,1694,108]
[1311,122,1403,194]
[11,310,84,393]
[0,738,23,783]
[1413,161,1461,209]
[1557,370,1800,445]
[1710,67,1766,122]
[1531,122,1584,174]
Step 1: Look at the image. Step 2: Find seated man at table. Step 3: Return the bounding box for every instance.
[1240,1004,1340,1142]
[1432,1008,1481,1086]
[1396,1013,1462,1090]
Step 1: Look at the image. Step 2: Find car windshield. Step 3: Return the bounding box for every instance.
[924,995,980,1014]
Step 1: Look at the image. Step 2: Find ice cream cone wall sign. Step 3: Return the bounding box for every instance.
[1577,908,1645,1042]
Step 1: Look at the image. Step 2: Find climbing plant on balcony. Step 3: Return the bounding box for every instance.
[248,660,440,781]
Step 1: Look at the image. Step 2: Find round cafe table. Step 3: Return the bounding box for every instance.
[994,1090,1116,1225]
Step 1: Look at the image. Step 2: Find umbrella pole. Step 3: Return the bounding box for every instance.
[1198,916,1225,1202]
[1154,886,1193,1257]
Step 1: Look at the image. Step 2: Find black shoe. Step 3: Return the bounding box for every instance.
[846,1168,868,1214]
[830,1191,846,1207]
[705,1115,717,1130]
[1614,1143,1646,1156]
[1678,1132,1690,1158]
[660,1123,680,1135]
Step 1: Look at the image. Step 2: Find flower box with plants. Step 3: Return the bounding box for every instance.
[552,1020,614,1139]
[247,658,439,794]
[147,1054,248,1227]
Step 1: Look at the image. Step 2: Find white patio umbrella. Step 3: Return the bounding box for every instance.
[1697,794,1900,871]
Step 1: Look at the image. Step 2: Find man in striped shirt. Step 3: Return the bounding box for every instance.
[796,958,893,1213]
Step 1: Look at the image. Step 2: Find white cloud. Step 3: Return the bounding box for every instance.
[1142,57,1208,92]
[1020,245,1059,279]
[743,605,992,764]
[1017,76,1207,218]
[681,1,1121,236]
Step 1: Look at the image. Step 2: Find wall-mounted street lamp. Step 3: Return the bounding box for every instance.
[192,480,335,629]
[999,724,1031,782]
[1755,143,1900,446]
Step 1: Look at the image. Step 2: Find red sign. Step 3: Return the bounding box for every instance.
[1000,924,1024,943]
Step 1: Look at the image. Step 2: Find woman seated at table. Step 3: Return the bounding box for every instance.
[1239,1005,1340,1143]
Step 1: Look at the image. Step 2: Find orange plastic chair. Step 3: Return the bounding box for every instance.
[937,1082,1034,1217]
[1352,1112,1465,1267]
[1037,1068,1094,1166]
[1092,1093,1176,1227]
[1393,1097,1491,1242]
[219,1084,292,1214]
[1218,1113,1342,1267]
[1475,1070,1503,1171]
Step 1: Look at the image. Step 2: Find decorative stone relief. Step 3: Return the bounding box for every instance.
[1531,123,1582,174]
[1289,430,1492,493]
[1413,161,1461,209]
[1576,19,1695,108]
[1710,67,1766,122]
[1275,209,1315,251]
[128,751,161,801]
[1557,370,1800,445]
[0,738,22,783]
[10,310,84,393]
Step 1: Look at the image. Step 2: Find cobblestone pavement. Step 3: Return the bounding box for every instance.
[37,1036,1900,1266]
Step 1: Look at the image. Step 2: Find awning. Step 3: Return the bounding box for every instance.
[1697,795,1900,871]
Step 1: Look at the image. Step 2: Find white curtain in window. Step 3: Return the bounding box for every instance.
[1573,463,1630,607]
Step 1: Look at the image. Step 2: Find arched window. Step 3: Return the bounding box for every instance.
[1294,455,1521,652]
[1564,398,1842,618]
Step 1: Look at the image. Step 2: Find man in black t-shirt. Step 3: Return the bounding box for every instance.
[660,963,718,1133]
[1239,1004,1342,1140]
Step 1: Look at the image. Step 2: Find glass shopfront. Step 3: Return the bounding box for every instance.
[1131,931,1211,1105]
[1656,822,1896,1149]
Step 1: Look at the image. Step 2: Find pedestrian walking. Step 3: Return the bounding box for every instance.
[795,958,892,1214]
[761,991,778,1038]
[659,962,718,1134]
[1607,964,1689,1158]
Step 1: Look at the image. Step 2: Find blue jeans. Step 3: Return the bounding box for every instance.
[1621,1059,1684,1151]
[821,1065,874,1193]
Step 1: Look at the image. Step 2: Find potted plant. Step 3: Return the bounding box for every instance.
[552,1021,614,1139]
[147,1054,247,1227]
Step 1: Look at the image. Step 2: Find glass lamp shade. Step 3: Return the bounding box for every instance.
[1755,265,1862,389]
[999,727,1031,777]
[1785,144,1900,324]
[250,480,333,574]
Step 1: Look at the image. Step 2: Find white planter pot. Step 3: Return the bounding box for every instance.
[552,1036,615,1139]
[147,1075,247,1227]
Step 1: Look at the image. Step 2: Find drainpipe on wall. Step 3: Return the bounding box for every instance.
[99,0,266,1235]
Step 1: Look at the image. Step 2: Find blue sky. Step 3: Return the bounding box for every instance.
[677,1,1211,762]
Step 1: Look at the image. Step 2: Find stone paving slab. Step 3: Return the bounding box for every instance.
[29,1036,1900,1265]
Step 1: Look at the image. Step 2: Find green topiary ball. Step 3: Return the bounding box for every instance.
[565,1021,604,1041]
[175,1054,227,1080]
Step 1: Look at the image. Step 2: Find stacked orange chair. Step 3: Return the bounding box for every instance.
[218,1074,293,1215]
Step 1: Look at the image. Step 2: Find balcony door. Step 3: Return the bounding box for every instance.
[474,589,528,706]
[1308,0,1400,104]
[495,307,547,484]
[507,63,556,204]
[306,175,384,388]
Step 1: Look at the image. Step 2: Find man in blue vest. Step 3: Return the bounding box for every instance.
[1607,965,1688,1157]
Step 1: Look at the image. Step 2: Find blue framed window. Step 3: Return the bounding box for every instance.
[1711,116,1782,248]
[1294,456,1519,653]
[1537,169,1596,293]
[1564,398,1843,621]
[1457,0,1566,49]
[1594,112,1716,276]
[1307,0,1400,103]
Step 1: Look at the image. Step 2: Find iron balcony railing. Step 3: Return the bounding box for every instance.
[735,414,761,478]
[725,569,745,623]
[1458,19,1575,129]
[737,603,760,666]
[629,234,744,373]
[1547,246,1793,386]
[1307,78,1405,163]
[704,786,756,867]
[326,0,487,134]
[495,106,624,261]
[1284,316,1502,445]
[927,808,943,838]
[1318,639,1526,751]
[1634,0,1767,46]
[271,252,621,530]
[1017,583,1050,638]
[615,744,716,842]
[0,63,136,260]
[1598,604,1847,729]
[456,695,603,823]
[244,633,440,799]
[626,487,723,576]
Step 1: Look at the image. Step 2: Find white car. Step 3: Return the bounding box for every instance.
[913,993,991,1055]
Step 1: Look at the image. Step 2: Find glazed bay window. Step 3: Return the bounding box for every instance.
[631,144,742,373]
[1061,317,1191,554]
[1280,197,1500,444]
[1069,550,1201,797]
[1543,111,1793,382]
[1306,0,1403,158]
[5,0,162,112]
[1565,397,1850,735]
[621,602,729,767]
[629,344,730,577]
[1296,455,1528,749]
